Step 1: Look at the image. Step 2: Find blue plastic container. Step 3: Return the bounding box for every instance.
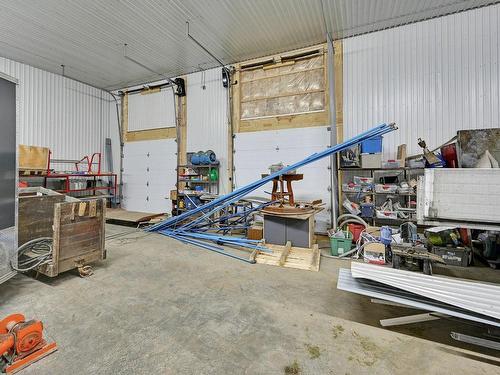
[360,203,374,218]
[361,136,383,154]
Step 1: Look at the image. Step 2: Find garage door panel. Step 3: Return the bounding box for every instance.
[234,127,332,232]
[122,139,177,214]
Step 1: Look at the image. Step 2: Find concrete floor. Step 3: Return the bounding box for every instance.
[1,224,499,374]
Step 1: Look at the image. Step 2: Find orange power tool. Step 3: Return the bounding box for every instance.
[0,314,57,374]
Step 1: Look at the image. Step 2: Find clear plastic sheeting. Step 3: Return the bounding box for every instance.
[240,55,325,119]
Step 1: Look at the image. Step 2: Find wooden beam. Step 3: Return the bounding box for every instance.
[178,75,188,165]
[333,40,343,142]
[279,241,292,266]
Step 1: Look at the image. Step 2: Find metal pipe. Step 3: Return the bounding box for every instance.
[157,125,393,232]
[150,123,396,231]
[123,45,177,87]
[163,231,256,264]
[327,33,339,230]
[109,92,124,205]
[186,22,227,69]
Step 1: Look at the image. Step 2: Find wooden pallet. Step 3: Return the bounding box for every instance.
[106,208,165,226]
[19,168,48,176]
[254,241,320,272]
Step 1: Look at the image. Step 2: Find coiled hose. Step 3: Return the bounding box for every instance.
[11,237,53,272]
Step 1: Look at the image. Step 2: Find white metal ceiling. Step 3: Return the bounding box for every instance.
[0,0,497,90]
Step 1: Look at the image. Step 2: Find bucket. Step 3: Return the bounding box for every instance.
[330,231,353,256]
[347,223,365,242]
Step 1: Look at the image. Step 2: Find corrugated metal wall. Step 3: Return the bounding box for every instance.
[186,67,230,194]
[344,4,500,159]
[0,56,115,166]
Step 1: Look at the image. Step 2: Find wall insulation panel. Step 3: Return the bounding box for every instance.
[128,88,175,131]
[122,139,177,213]
[343,5,500,159]
[233,126,331,232]
[0,56,117,169]
[186,68,230,194]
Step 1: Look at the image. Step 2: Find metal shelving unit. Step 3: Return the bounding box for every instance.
[339,167,425,225]
[173,164,219,216]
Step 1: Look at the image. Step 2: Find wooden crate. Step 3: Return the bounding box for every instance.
[18,188,65,246]
[18,187,106,277]
[18,144,49,174]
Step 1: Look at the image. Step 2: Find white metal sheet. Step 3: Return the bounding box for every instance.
[186,68,229,194]
[418,169,500,224]
[338,268,500,328]
[350,262,500,320]
[122,139,177,214]
[128,88,175,131]
[233,126,331,232]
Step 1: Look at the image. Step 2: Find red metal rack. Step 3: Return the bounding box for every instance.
[20,151,117,201]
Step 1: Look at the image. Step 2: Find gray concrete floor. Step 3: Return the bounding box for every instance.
[1,224,499,375]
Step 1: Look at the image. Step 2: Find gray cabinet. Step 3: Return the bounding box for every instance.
[0,75,17,284]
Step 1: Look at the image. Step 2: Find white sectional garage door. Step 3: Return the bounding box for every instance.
[122,139,177,214]
[233,126,332,232]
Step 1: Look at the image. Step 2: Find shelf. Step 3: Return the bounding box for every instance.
[178,164,219,168]
[339,167,424,171]
[373,217,417,222]
[342,191,416,196]
[179,180,218,183]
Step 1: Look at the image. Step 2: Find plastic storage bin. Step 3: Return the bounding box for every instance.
[330,231,353,256]
[361,153,382,168]
[375,184,398,193]
[361,136,383,154]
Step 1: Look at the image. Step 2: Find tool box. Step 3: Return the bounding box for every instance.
[431,246,472,267]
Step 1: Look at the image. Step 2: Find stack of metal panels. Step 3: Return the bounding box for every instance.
[337,263,500,328]
[351,262,500,319]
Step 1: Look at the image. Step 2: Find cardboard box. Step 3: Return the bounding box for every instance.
[364,242,386,264]
[361,153,381,168]
[170,189,177,201]
[248,226,263,240]
[18,145,50,171]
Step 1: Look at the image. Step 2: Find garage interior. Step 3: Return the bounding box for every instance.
[1,1,500,374]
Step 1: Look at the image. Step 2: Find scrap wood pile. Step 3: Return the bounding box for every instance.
[148,123,397,263]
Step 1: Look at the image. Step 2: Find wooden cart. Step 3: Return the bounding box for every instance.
[18,187,106,277]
